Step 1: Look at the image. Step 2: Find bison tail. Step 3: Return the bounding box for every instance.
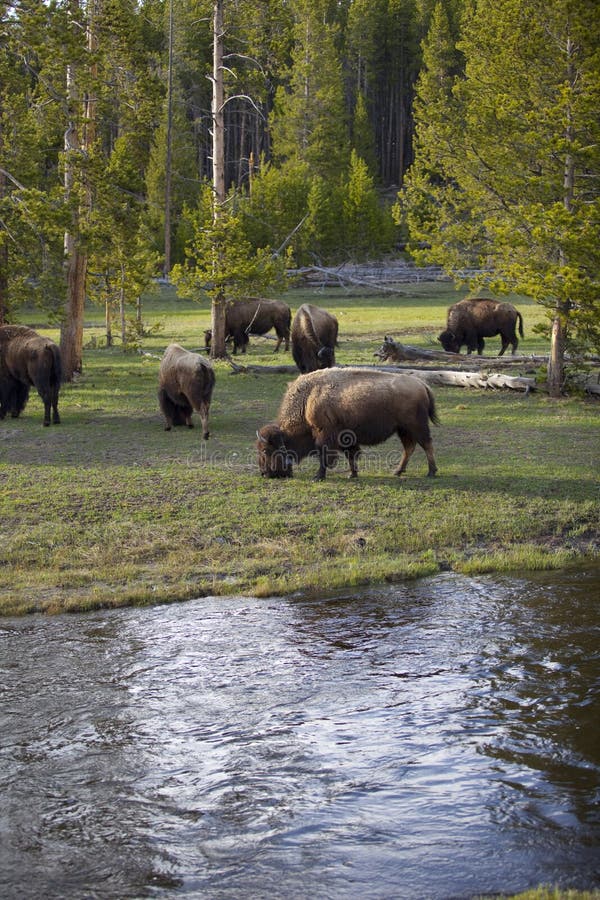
[517,312,524,338]
[50,345,62,385]
[427,387,441,426]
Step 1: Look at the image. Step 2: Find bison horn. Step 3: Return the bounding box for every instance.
[256,430,267,444]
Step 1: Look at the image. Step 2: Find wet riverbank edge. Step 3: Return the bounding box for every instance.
[1,284,598,616]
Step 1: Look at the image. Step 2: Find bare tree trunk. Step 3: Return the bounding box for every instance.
[120,275,127,348]
[105,300,113,347]
[0,159,7,324]
[60,0,96,380]
[163,0,174,279]
[548,29,576,399]
[210,0,228,359]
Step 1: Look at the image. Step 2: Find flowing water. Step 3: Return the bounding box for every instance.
[1,569,599,900]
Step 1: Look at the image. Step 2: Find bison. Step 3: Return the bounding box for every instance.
[0,325,62,426]
[204,298,291,355]
[256,367,439,481]
[438,298,524,356]
[158,343,215,439]
[291,303,338,373]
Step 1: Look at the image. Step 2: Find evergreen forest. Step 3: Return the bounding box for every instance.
[1,0,599,395]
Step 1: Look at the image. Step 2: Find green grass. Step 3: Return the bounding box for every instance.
[479,891,600,900]
[1,281,598,615]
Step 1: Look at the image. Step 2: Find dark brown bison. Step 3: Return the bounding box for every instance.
[204,298,291,354]
[290,303,339,373]
[438,298,524,355]
[0,325,62,426]
[158,343,215,439]
[256,367,438,481]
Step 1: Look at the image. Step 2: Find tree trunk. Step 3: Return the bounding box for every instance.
[547,29,576,400]
[210,0,228,359]
[105,301,113,347]
[548,313,566,398]
[61,243,87,376]
[119,260,127,348]
[163,0,174,278]
[60,1,95,380]
[0,161,7,324]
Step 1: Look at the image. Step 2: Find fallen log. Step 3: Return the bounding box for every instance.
[374,336,548,368]
[227,358,600,395]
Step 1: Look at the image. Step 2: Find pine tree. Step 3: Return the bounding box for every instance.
[401,0,600,396]
[270,0,350,181]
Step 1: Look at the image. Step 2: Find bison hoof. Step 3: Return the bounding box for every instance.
[164,425,172,431]
[43,421,50,427]
[203,432,210,440]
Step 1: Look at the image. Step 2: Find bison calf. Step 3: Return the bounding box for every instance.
[158,344,215,439]
[0,325,62,426]
[257,367,438,481]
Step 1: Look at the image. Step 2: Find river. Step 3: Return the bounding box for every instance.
[1,569,599,899]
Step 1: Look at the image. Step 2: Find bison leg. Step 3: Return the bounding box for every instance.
[343,444,361,478]
[197,402,210,440]
[314,436,338,481]
[10,382,29,418]
[395,432,437,478]
[421,438,438,477]
[499,333,518,355]
[394,434,416,476]
[158,388,179,430]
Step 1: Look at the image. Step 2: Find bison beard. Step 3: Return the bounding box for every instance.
[256,368,438,481]
[0,325,62,426]
[158,343,215,439]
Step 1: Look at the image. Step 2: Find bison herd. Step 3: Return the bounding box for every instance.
[0,296,525,481]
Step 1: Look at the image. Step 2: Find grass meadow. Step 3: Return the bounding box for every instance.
[1,280,598,615]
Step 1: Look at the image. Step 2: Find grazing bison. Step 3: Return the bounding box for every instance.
[158,343,215,439]
[204,298,291,354]
[256,367,438,481]
[438,298,524,356]
[290,303,338,373]
[0,325,62,426]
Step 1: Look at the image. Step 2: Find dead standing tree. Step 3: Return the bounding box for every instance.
[208,0,228,360]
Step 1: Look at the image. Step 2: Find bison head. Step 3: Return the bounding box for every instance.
[438,329,460,353]
[256,424,294,478]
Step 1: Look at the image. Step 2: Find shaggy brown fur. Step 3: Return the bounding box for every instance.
[438,298,524,356]
[204,298,291,354]
[0,325,62,426]
[257,367,438,481]
[158,344,215,439]
[290,303,339,373]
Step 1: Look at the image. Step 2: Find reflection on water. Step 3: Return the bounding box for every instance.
[0,569,599,899]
